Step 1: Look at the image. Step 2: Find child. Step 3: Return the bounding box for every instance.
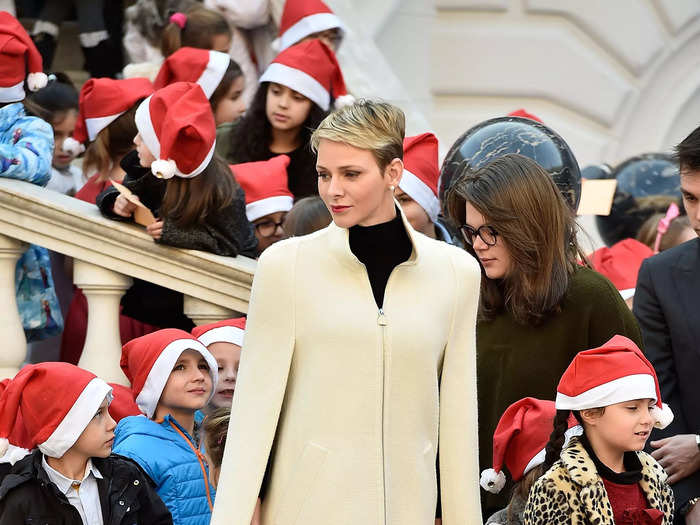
[282,195,332,237]
[231,155,293,253]
[274,0,345,52]
[480,397,581,525]
[395,132,459,244]
[154,46,246,125]
[60,77,157,365]
[161,7,231,58]
[23,73,83,196]
[97,81,257,258]
[63,77,154,204]
[0,362,172,524]
[192,317,246,410]
[113,329,219,525]
[218,39,353,199]
[523,335,675,525]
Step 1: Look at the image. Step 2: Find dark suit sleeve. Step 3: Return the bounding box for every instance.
[634,258,700,513]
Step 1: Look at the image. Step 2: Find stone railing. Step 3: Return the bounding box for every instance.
[0,179,256,384]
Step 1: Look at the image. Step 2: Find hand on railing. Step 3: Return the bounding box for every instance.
[147,220,164,240]
[113,193,138,218]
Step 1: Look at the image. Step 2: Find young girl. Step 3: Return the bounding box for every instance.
[231,155,294,253]
[161,6,231,58]
[154,46,246,126]
[60,77,156,365]
[480,397,581,525]
[23,73,83,196]
[0,362,172,525]
[275,0,345,52]
[523,335,675,525]
[97,81,257,257]
[218,39,353,199]
[192,317,247,410]
[114,328,219,525]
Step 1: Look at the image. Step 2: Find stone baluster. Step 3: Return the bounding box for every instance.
[184,295,238,326]
[0,235,27,378]
[74,260,132,384]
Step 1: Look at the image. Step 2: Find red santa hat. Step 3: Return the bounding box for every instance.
[0,378,32,464]
[0,362,112,459]
[590,239,653,301]
[153,47,231,99]
[260,39,353,111]
[556,335,674,429]
[0,12,48,103]
[192,317,247,348]
[275,0,344,52]
[480,398,582,494]
[231,155,293,222]
[120,328,218,418]
[135,82,216,179]
[508,108,543,123]
[399,133,441,223]
[63,77,154,156]
[107,383,141,423]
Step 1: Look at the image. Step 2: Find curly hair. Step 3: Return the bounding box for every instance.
[227,82,328,164]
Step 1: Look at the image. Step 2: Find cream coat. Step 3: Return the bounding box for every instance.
[210,213,482,525]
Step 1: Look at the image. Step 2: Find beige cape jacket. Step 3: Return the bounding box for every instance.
[211,213,482,525]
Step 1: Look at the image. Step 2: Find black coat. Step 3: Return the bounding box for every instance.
[0,450,173,525]
[634,238,700,517]
[95,150,258,327]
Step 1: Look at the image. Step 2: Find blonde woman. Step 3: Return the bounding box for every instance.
[211,100,482,525]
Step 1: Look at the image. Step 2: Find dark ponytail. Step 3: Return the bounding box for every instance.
[542,409,571,473]
[161,6,231,57]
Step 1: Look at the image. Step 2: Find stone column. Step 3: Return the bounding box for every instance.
[0,235,27,378]
[74,260,132,384]
[184,295,237,326]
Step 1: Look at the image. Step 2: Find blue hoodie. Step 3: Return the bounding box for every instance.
[113,413,215,525]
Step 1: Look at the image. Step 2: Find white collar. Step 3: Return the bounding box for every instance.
[42,454,103,494]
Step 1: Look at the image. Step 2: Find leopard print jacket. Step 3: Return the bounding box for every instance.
[522,437,674,525]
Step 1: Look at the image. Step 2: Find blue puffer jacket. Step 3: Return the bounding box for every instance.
[0,102,52,185]
[113,414,216,525]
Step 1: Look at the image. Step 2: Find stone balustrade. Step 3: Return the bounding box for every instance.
[0,179,256,383]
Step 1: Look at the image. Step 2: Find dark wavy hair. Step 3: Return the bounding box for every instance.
[228,82,328,163]
[446,154,588,326]
[209,59,243,113]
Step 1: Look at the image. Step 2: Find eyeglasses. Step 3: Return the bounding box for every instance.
[254,217,285,238]
[460,224,499,247]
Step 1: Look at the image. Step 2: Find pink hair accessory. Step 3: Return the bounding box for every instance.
[169,12,187,30]
[653,202,680,253]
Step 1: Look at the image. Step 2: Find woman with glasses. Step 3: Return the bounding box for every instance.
[445,153,643,519]
[211,100,483,525]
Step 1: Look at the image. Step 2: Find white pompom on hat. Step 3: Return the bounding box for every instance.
[134,82,217,179]
[480,397,582,494]
[260,39,353,112]
[153,47,231,99]
[0,363,112,459]
[399,133,441,223]
[274,0,345,52]
[64,77,154,155]
[0,11,48,102]
[556,335,674,429]
[230,155,293,222]
[120,328,218,419]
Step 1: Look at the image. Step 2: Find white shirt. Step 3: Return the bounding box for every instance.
[45,164,85,195]
[42,454,104,525]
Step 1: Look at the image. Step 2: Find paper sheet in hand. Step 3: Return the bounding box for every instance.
[110,181,157,226]
[577,179,618,216]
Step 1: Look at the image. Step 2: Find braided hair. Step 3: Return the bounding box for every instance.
[541,409,572,473]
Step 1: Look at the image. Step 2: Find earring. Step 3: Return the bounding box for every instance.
[389,185,395,191]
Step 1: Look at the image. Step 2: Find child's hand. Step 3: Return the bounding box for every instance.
[147,219,164,240]
[114,194,137,217]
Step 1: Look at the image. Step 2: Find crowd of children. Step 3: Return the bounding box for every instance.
[0,0,698,523]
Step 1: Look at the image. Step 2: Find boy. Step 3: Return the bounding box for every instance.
[0,362,172,524]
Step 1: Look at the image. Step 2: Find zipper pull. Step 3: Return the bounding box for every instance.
[378,309,388,326]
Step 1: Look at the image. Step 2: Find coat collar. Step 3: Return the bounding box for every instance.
[559,436,670,525]
[327,202,422,270]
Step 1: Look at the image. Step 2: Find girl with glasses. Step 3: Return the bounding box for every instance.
[445,153,644,519]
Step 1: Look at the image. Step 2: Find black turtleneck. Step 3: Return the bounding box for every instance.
[349,210,413,309]
[580,433,643,484]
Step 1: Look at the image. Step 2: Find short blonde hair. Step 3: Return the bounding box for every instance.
[311,99,405,171]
